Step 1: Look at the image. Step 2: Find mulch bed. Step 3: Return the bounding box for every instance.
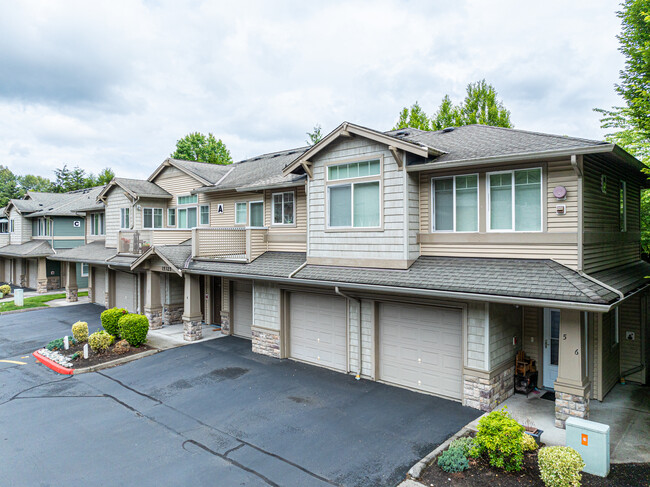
[419,447,650,487]
[50,341,153,370]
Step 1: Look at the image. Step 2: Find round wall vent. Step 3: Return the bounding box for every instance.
[553,185,567,200]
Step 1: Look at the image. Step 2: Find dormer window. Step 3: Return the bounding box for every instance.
[326,159,381,229]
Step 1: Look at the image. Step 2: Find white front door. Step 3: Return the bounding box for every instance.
[543,308,560,389]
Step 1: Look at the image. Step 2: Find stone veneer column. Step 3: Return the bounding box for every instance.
[36,257,48,294]
[104,268,112,309]
[463,365,515,412]
[554,309,590,429]
[220,278,231,335]
[251,329,281,358]
[163,304,184,325]
[182,274,203,341]
[64,261,78,302]
[144,270,163,329]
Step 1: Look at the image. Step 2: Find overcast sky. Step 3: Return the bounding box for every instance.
[0,0,625,180]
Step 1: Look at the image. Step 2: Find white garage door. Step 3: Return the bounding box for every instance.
[115,272,137,312]
[93,266,106,307]
[27,259,38,288]
[379,302,463,400]
[233,280,252,338]
[289,292,347,372]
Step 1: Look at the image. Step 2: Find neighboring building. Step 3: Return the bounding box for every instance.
[0,187,104,294]
[47,123,650,429]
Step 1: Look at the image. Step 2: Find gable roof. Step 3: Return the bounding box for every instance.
[97,177,172,201]
[28,186,105,217]
[47,241,117,265]
[148,158,232,186]
[0,240,54,257]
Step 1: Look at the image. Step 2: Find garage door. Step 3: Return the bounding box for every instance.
[289,292,347,372]
[379,302,463,400]
[93,266,106,306]
[27,259,38,288]
[115,272,137,312]
[233,280,252,338]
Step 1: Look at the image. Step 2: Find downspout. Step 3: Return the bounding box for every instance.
[335,286,362,380]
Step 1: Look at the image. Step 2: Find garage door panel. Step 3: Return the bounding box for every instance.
[379,302,462,400]
[233,280,252,339]
[116,272,136,312]
[289,292,346,372]
[93,267,106,306]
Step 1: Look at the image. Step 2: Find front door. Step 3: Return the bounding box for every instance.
[543,308,560,389]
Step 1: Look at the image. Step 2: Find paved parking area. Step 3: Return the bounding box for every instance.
[0,306,480,486]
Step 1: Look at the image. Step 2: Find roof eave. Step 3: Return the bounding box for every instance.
[148,158,212,186]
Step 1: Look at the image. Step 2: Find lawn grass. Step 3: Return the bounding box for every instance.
[0,291,89,313]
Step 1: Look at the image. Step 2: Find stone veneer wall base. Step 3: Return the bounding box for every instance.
[463,366,514,412]
[220,311,231,335]
[37,279,48,294]
[163,304,183,326]
[65,286,78,302]
[146,307,163,330]
[251,329,280,358]
[183,319,203,341]
[555,391,589,429]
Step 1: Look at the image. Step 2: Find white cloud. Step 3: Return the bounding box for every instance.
[0,0,626,180]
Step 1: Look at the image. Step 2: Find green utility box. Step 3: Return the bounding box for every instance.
[565,416,610,477]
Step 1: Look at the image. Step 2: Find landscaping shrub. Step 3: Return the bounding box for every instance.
[473,407,525,472]
[0,284,10,295]
[450,436,479,458]
[88,330,114,352]
[71,321,89,342]
[438,446,469,473]
[118,313,149,347]
[538,446,584,487]
[46,336,77,351]
[101,307,128,337]
[521,432,539,452]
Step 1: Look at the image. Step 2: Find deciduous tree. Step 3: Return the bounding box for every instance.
[172,132,233,165]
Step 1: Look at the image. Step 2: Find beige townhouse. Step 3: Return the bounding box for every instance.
[47,122,649,429]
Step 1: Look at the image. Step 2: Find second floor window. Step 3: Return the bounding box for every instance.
[272,192,295,225]
[10,219,14,233]
[0,221,7,233]
[488,168,542,232]
[35,218,52,237]
[432,175,478,232]
[120,208,130,229]
[91,213,105,235]
[177,207,196,228]
[235,202,247,225]
[620,181,627,232]
[143,208,163,229]
[168,208,176,227]
[327,159,381,229]
[200,205,210,225]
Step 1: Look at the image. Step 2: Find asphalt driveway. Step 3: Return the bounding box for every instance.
[0,306,480,486]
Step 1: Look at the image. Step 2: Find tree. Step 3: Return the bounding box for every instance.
[91,168,115,187]
[52,165,91,193]
[0,166,23,207]
[306,124,323,145]
[18,174,53,193]
[393,81,513,131]
[172,132,233,165]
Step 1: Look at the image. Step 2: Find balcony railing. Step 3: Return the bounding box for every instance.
[118,229,193,254]
[192,227,268,263]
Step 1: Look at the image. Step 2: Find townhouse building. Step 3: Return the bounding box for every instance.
[18,122,650,429]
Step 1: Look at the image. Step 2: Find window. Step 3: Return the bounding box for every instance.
[10,219,14,233]
[120,208,130,229]
[249,201,264,227]
[0,222,7,234]
[177,207,197,228]
[168,208,176,227]
[143,208,163,229]
[327,159,381,229]
[200,205,210,225]
[488,168,542,231]
[81,263,89,277]
[90,213,105,235]
[432,175,478,232]
[620,181,627,232]
[612,308,620,347]
[36,218,51,237]
[235,202,247,225]
[272,192,295,225]
[177,195,198,205]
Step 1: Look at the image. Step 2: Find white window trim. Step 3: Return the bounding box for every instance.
[199,204,210,226]
[235,201,248,226]
[81,263,89,277]
[90,213,105,236]
[142,208,163,229]
[486,167,543,232]
[176,194,198,206]
[620,180,627,232]
[248,200,265,228]
[430,174,479,233]
[613,307,620,347]
[167,208,176,227]
[271,191,296,226]
[326,158,382,182]
[10,219,14,233]
[326,181,383,230]
[120,208,130,229]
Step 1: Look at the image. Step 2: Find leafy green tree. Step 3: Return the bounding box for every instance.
[18,174,53,193]
[306,124,323,145]
[431,95,461,131]
[0,166,23,207]
[393,101,430,130]
[88,168,115,187]
[52,165,90,193]
[172,132,233,165]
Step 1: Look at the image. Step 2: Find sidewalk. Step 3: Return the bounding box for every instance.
[0,288,89,303]
[147,323,225,350]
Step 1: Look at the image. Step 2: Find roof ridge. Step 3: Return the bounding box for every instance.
[544,260,607,301]
[460,124,608,146]
[237,146,309,164]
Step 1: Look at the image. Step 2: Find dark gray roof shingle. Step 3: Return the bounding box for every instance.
[591,261,650,296]
[28,186,105,217]
[168,158,232,185]
[0,240,54,257]
[113,178,172,199]
[187,252,306,277]
[48,241,117,264]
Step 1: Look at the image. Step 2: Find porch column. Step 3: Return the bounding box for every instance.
[0,259,4,283]
[88,265,94,303]
[64,262,78,302]
[19,258,26,288]
[36,257,48,294]
[144,270,163,329]
[104,268,112,308]
[220,278,231,335]
[554,309,590,428]
[182,273,203,341]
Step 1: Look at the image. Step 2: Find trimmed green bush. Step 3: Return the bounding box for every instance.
[88,330,114,352]
[450,436,479,458]
[0,284,11,295]
[473,407,525,472]
[438,446,469,473]
[71,321,89,342]
[46,336,77,351]
[521,432,539,452]
[101,307,128,337]
[538,446,584,487]
[118,313,149,347]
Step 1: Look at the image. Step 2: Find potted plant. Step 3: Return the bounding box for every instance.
[522,418,543,446]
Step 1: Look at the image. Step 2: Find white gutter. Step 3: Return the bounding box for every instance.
[578,270,624,300]
[335,286,362,380]
[288,261,307,278]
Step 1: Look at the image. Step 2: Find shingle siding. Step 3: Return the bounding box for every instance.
[467,302,488,370]
[253,281,281,332]
[489,303,522,369]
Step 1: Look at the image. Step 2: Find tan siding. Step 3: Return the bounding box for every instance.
[104,190,132,248]
[150,229,192,245]
[467,302,488,370]
[265,186,307,252]
[153,167,208,206]
[204,190,263,226]
[136,197,167,230]
[601,310,620,398]
[620,295,644,383]
[592,313,599,400]
[489,303,522,368]
[522,307,541,367]
[9,209,30,245]
[547,160,578,232]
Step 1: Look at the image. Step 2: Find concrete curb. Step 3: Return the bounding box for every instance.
[1,306,49,315]
[33,350,74,375]
[73,349,159,374]
[407,426,473,480]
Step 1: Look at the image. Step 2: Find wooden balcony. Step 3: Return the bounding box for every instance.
[192,227,268,263]
[118,229,193,254]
